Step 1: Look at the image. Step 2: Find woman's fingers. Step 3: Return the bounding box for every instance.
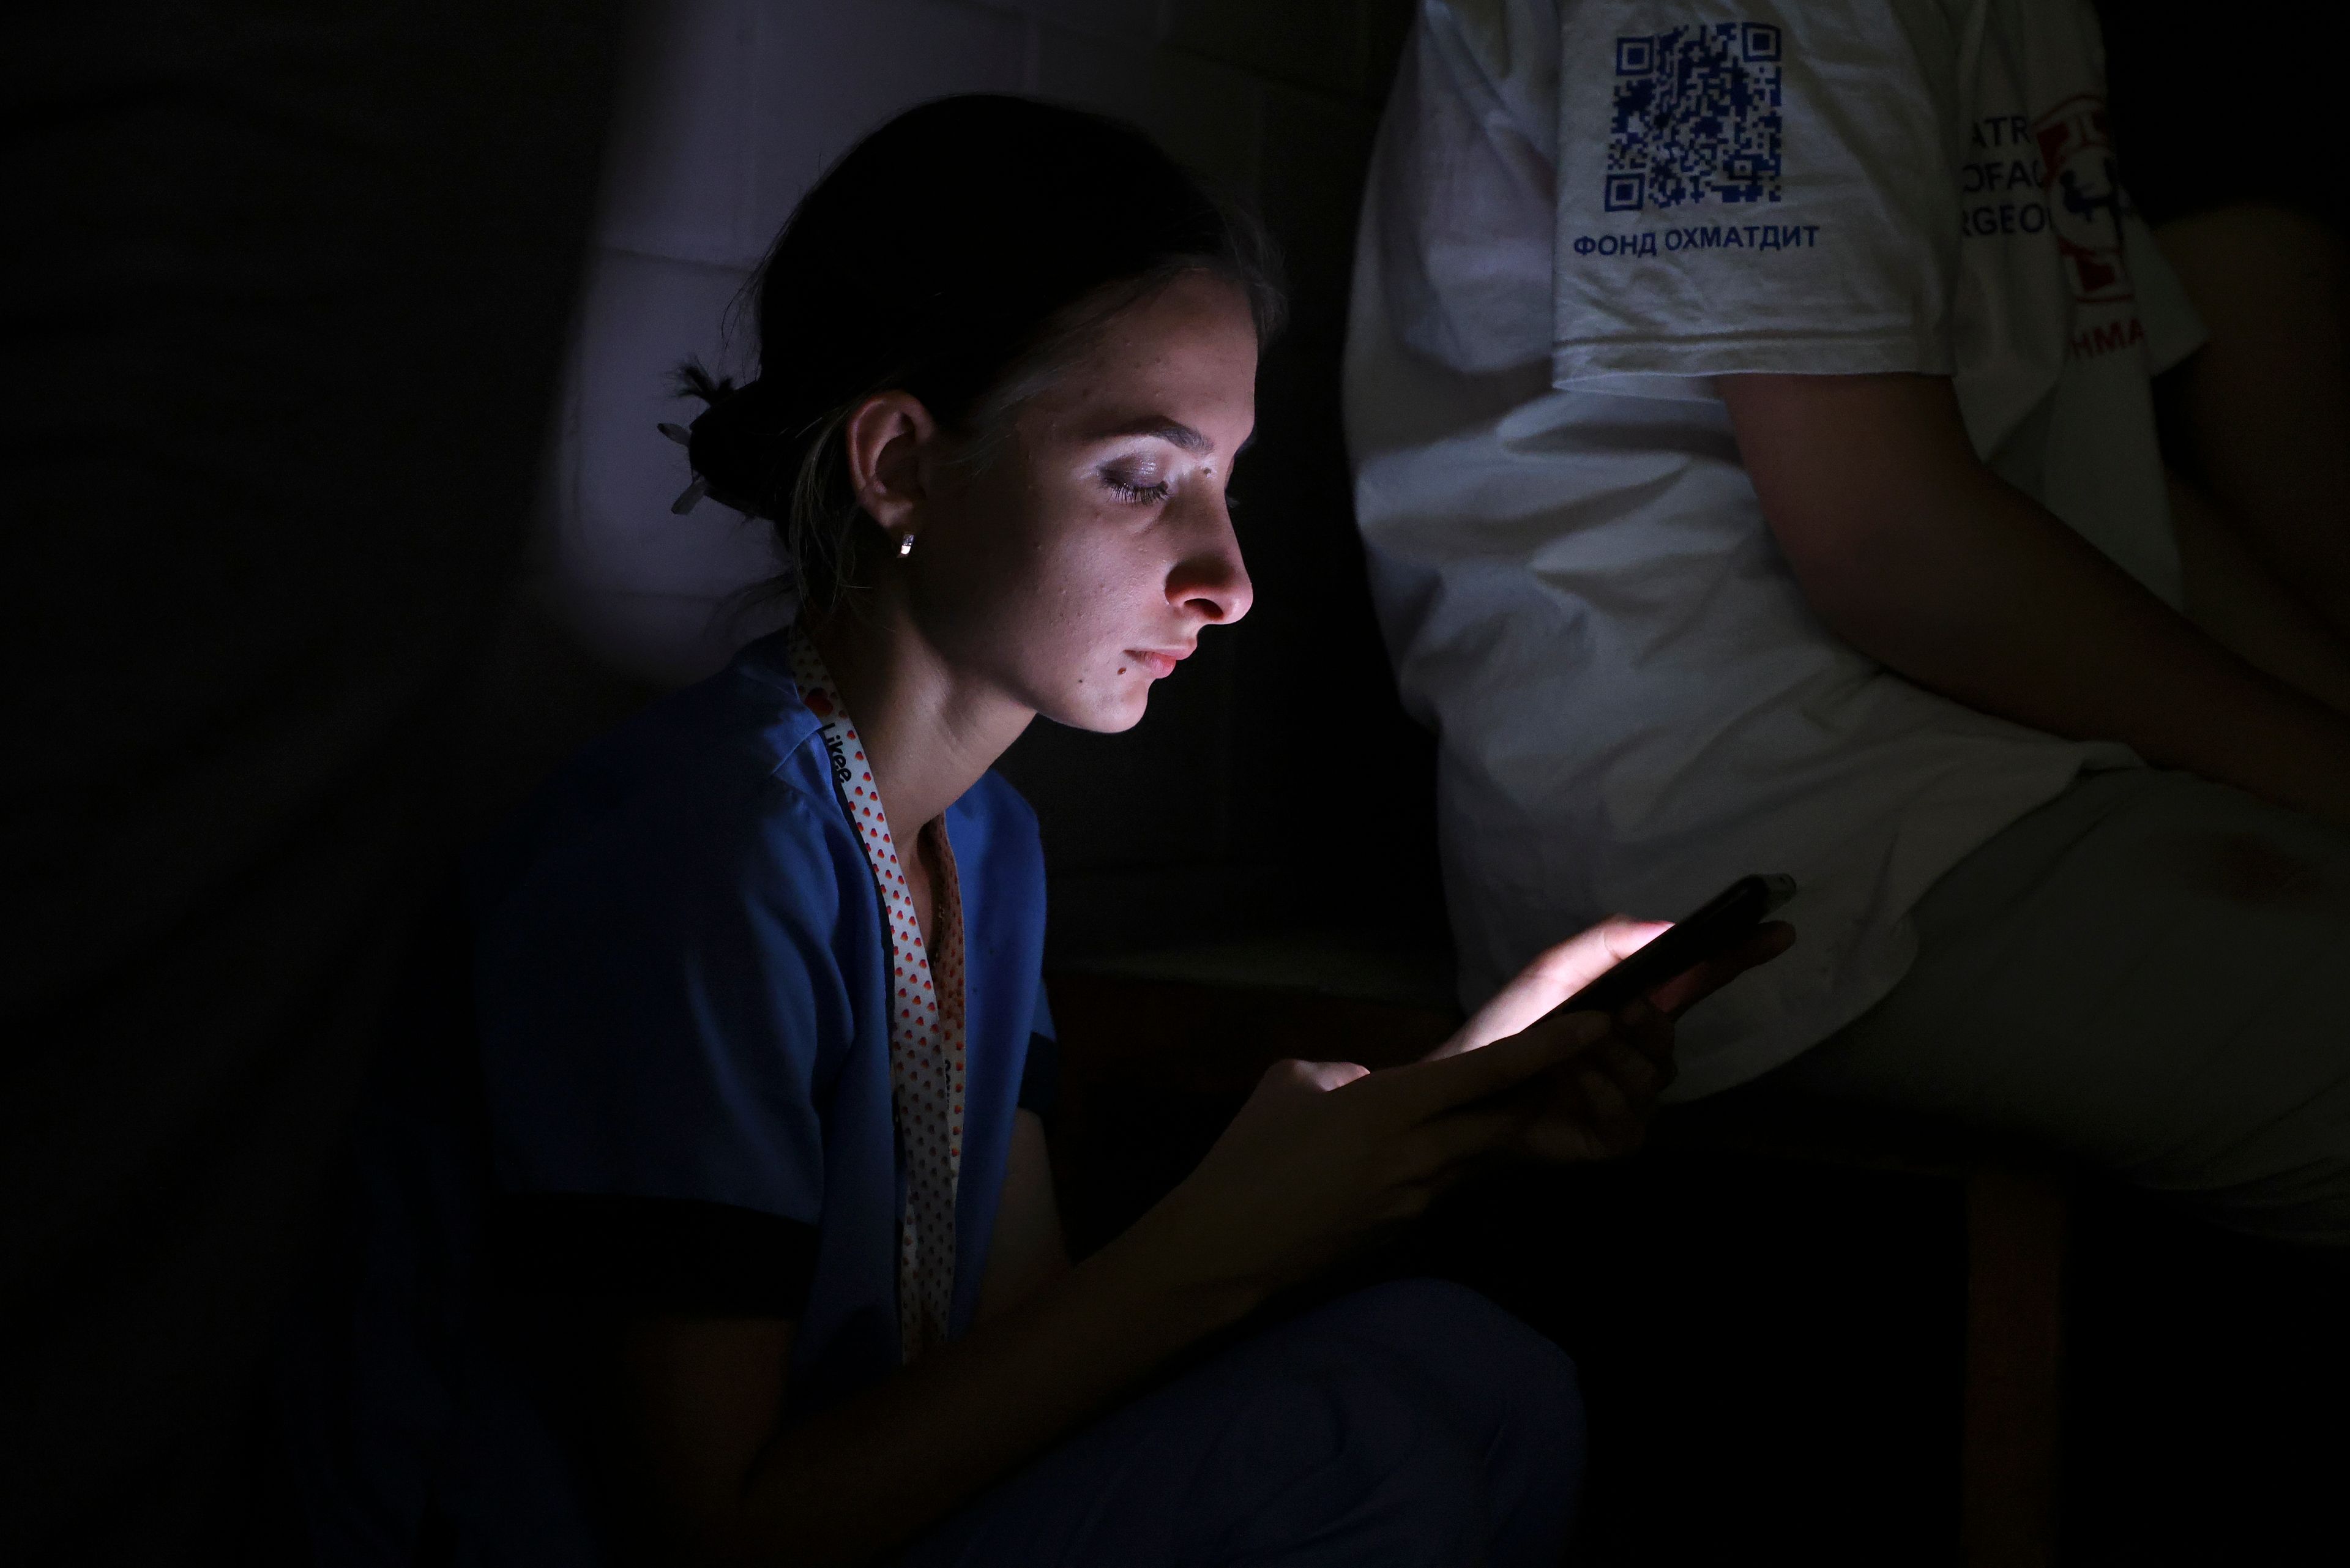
[1637,1037,1677,1097]
[1500,1029,1677,1163]
[1438,914,1797,1059]
[1405,1103,1538,1177]
[1611,998,1675,1065]
[1587,1036,1665,1108]
[1571,1058,1639,1129]
[1438,916,1671,1055]
[1647,921,1796,1017]
[1258,1057,1372,1096]
[1377,1009,1613,1118]
[1572,1073,1646,1156]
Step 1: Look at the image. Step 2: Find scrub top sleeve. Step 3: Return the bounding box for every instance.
[474,778,854,1318]
[1548,0,1963,391]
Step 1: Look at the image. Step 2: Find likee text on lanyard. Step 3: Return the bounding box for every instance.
[786,624,967,1362]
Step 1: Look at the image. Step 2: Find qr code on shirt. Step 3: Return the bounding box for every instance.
[1606,23,1784,212]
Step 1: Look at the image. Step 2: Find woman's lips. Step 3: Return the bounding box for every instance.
[1128,648,1188,679]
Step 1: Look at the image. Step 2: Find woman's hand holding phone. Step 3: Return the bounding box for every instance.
[1127,900,1792,1313]
[1130,1010,1619,1309]
[1425,909,1796,1162]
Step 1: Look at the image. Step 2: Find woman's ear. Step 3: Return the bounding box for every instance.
[843,391,939,545]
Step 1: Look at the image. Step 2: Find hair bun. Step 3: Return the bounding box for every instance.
[662,94,1281,610]
[670,364,783,519]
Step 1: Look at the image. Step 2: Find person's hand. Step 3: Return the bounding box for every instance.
[1643,920,1795,1017]
[1431,916,1795,1059]
[1424,917,1796,1162]
[1501,999,1676,1162]
[1122,1015,1611,1310]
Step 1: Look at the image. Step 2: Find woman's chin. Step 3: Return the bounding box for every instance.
[1042,682,1154,735]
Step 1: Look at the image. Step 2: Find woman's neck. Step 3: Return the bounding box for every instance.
[800,597,1033,838]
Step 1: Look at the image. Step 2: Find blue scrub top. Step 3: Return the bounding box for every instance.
[283,629,1057,1564]
[468,628,1054,1413]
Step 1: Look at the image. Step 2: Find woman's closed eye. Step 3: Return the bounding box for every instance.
[1099,460,1172,504]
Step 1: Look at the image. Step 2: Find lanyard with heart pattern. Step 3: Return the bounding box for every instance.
[785,624,966,1361]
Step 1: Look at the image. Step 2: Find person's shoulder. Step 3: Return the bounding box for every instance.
[474,634,845,903]
[1428,0,1562,89]
[561,633,830,808]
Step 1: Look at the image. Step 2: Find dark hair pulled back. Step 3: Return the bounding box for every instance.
[677,94,1283,610]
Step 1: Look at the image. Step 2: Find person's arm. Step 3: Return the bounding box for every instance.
[1717,371,2350,826]
[584,1005,1625,1568]
[972,1109,1070,1321]
[2155,205,2350,646]
[2168,468,2350,721]
[611,1223,1238,1568]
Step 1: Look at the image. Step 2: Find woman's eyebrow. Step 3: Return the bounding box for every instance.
[1099,416,1213,454]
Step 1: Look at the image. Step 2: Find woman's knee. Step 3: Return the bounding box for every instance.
[944,1334,1490,1565]
[1286,1281,1586,1554]
[898,1285,1582,1567]
[1305,1279,1583,1424]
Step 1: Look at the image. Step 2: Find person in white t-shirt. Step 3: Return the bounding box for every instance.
[1346,0,2350,1242]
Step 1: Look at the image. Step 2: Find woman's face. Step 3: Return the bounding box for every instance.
[908,271,1258,733]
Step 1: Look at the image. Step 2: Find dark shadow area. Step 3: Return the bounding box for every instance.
[1047,970,2350,1566]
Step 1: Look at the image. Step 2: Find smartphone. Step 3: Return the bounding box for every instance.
[1557,873,1797,1016]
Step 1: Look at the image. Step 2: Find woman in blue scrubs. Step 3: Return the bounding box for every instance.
[293,94,1785,1567]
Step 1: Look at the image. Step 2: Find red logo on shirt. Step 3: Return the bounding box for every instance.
[2067,314,2146,360]
[2033,94,2132,304]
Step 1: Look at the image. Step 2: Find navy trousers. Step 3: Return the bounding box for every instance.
[895,1279,1586,1568]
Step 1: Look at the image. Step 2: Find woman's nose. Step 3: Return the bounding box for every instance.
[1167,492,1253,625]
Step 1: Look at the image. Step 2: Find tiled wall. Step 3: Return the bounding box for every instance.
[542,0,1441,960]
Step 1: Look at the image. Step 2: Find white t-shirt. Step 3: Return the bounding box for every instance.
[1345,0,2204,1096]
